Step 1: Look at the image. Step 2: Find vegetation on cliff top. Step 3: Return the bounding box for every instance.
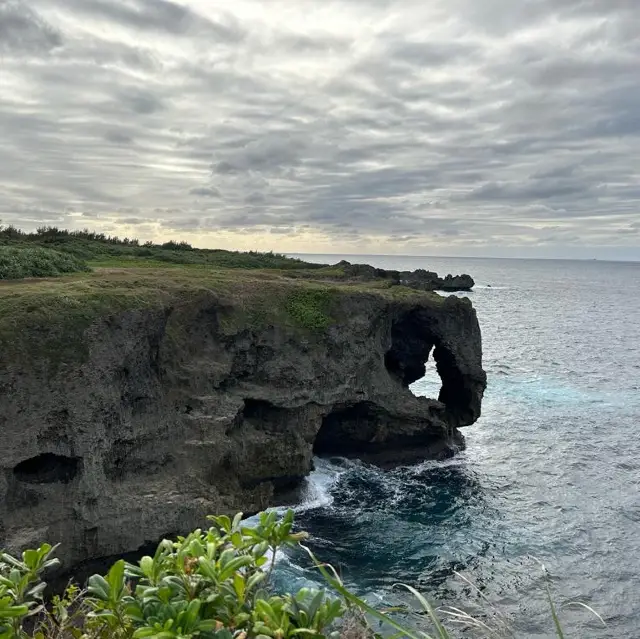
[0,511,603,639]
[0,265,442,372]
[0,226,447,371]
[0,226,319,272]
[0,247,90,280]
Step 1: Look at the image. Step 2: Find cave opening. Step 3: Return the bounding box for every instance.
[408,353,443,399]
[13,453,81,484]
[313,402,381,455]
[384,311,445,401]
[241,398,289,432]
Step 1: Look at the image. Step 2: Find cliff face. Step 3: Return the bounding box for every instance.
[0,274,485,572]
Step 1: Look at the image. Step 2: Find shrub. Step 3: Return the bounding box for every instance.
[0,511,604,639]
[0,226,320,271]
[286,289,336,331]
[0,247,90,280]
[0,511,346,639]
[161,240,193,251]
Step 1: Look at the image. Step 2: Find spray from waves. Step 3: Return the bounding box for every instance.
[296,457,359,512]
[241,457,352,591]
[243,456,354,524]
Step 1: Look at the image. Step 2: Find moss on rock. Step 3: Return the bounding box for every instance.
[286,287,338,331]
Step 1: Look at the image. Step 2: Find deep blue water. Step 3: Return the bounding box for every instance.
[278,256,640,638]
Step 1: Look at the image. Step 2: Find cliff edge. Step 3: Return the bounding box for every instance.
[0,267,486,572]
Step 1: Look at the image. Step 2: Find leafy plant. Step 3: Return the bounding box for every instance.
[0,543,60,638]
[0,512,606,639]
[1,511,345,639]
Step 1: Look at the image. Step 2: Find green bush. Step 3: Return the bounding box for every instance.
[0,511,346,639]
[0,511,604,639]
[286,289,336,331]
[0,248,90,280]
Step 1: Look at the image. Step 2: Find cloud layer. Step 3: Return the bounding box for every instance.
[1,0,639,257]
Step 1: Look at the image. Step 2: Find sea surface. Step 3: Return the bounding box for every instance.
[276,255,640,638]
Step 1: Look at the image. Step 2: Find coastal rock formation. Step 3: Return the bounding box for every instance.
[0,278,485,572]
[336,261,475,291]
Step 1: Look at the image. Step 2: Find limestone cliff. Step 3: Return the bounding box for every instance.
[335,261,475,291]
[0,269,486,572]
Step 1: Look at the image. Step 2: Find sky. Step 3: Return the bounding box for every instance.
[1,0,640,259]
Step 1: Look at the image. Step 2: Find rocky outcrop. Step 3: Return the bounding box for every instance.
[0,282,485,573]
[336,261,475,291]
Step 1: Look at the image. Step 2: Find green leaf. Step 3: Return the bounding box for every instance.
[0,604,29,618]
[87,575,110,601]
[307,590,325,623]
[26,582,47,600]
[140,556,154,579]
[247,572,266,592]
[182,598,202,631]
[0,554,26,571]
[217,515,232,533]
[198,558,218,583]
[106,560,126,602]
[256,599,279,626]
[219,556,253,582]
[233,573,245,601]
[22,549,39,571]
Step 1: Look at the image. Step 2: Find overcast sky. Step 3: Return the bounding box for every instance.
[1,0,639,258]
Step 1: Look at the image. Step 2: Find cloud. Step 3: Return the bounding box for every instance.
[105,130,134,145]
[0,0,639,258]
[189,186,221,197]
[0,1,62,54]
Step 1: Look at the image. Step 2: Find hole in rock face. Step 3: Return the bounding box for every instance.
[408,355,443,399]
[241,398,290,432]
[13,453,81,484]
[313,402,382,455]
[385,312,443,399]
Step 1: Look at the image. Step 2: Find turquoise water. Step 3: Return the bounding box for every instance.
[281,256,640,637]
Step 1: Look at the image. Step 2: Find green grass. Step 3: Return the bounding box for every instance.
[286,288,337,331]
[0,275,167,372]
[0,226,446,371]
[0,247,90,280]
[0,225,323,270]
[0,265,444,375]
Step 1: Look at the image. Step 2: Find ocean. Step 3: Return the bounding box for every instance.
[276,255,640,638]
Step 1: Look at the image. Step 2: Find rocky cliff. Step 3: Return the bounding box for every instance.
[0,269,486,573]
[336,261,475,291]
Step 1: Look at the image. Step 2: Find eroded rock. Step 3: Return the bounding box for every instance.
[0,287,485,572]
[336,261,475,291]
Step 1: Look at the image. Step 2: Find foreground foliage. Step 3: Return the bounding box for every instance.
[0,511,603,639]
[0,247,90,280]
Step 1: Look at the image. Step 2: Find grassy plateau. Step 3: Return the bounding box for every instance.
[0,226,440,370]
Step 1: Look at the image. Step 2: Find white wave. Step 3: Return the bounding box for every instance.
[296,456,352,512]
[240,457,349,581]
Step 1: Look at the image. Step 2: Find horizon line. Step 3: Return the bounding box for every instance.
[287,252,640,264]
